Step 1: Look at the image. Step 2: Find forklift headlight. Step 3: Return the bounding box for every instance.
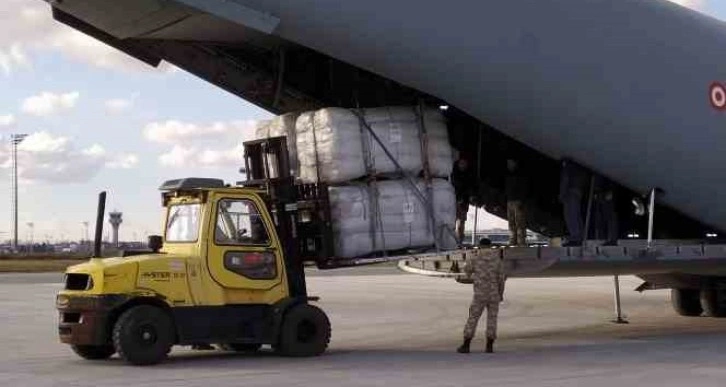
[56,295,70,308]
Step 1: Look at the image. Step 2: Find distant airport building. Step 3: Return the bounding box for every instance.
[108,212,123,248]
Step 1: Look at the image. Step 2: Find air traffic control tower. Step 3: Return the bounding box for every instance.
[108,211,122,247]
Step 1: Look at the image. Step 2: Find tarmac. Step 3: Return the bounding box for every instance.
[2,270,726,386]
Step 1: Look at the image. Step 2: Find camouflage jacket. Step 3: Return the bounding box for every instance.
[463,249,507,303]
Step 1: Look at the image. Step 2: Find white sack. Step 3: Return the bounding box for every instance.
[329,178,457,258]
[254,113,299,176]
[296,107,453,184]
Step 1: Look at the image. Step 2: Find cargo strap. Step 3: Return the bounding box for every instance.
[356,108,387,254]
[310,111,322,183]
[415,102,439,250]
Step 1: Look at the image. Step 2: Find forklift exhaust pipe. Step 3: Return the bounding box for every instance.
[93,191,107,258]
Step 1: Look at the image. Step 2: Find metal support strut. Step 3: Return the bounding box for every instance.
[583,175,596,244]
[471,125,483,246]
[612,275,629,324]
[647,188,657,249]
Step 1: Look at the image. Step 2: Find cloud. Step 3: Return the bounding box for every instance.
[0,44,30,75]
[104,98,133,114]
[20,131,69,153]
[0,0,173,74]
[21,91,79,116]
[159,144,244,168]
[0,114,16,127]
[666,0,707,11]
[144,120,257,144]
[0,131,138,183]
[79,143,139,169]
[81,144,106,157]
[159,145,196,167]
[107,153,139,169]
[145,119,259,169]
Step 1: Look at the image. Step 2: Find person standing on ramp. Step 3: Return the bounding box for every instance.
[505,158,528,246]
[451,156,477,243]
[457,239,507,354]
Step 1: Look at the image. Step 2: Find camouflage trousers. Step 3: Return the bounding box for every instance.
[507,200,526,246]
[463,296,500,340]
[456,200,469,242]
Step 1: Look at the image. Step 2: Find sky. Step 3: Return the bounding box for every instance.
[0,0,724,244]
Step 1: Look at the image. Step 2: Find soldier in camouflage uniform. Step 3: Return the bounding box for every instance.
[457,239,507,354]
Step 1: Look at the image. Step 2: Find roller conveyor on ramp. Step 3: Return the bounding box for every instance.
[385,241,726,320]
[380,241,726,279]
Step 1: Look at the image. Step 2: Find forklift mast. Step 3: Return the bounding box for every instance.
[240,136,335,295]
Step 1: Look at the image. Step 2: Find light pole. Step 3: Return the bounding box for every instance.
[10,133,27,253]
[26,222,34,254]
[81,221,89,243]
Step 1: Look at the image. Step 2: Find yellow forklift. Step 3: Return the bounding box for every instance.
[56,137,342,365]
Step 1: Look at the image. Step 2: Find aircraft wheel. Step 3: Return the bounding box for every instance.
[671,288,702,316]
[701,287,726,317]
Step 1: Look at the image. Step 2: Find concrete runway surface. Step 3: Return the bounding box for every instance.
[2,271,726,386]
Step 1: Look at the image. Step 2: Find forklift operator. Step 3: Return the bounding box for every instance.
[215,199,269,245]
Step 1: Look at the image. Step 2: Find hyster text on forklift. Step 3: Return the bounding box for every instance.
[56,137,370,365]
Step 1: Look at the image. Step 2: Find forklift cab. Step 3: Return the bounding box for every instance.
[160,180,287,294]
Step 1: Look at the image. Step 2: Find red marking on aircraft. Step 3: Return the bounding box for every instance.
[710,82,726,110]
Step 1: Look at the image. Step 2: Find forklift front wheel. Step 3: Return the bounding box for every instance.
[113,305,175,366]
[277,304,331,357]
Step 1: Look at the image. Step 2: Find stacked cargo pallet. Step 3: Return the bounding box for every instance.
[255,106,458,258]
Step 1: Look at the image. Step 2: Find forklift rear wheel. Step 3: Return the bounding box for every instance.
[113,305,175,366]
[71,344,115,360]
[277,304,331,357]
[218,343,262,352]
[671,288,703,316]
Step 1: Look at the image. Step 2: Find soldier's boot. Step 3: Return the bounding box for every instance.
[457,338,472,354]
[485,338,495,353]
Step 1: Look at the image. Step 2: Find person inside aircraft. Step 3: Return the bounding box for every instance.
[559,158,590,247]
[451,156,477,242]
[505,158,528,246]
[592,175,619,246]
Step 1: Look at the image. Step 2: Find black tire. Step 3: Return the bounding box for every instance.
[113,305,175,366]
[218,343,262,352]
[700,288,726,317]
[71,344,115,360]
[277,304,331,357]
[671,288,703,316]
